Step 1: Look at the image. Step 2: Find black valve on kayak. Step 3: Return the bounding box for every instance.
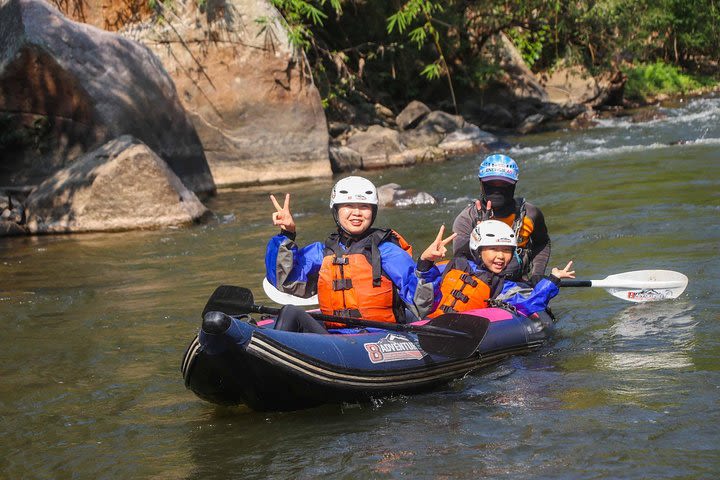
[202,311,233,335]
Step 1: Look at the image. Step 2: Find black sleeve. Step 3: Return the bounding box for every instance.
[452,204,477,258]
[525,203,551,277]
[416,258,435,272]
[280,229,296,241]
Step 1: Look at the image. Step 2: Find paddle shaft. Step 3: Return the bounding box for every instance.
[559,280,593,287]
[203,285,491,358]
[209,298,474,339]
[560,279,685,288]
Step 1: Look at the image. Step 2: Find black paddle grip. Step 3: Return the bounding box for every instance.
[559,280,592,287]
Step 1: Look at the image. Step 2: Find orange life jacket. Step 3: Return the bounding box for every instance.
[317,229,412,325]
[428,258,497,318]
[496,213,533,249]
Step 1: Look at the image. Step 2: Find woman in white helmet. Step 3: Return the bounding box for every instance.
[266,176,434,332]
[416,220,575,318]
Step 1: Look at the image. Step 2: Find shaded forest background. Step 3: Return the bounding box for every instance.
[268,0,719,113]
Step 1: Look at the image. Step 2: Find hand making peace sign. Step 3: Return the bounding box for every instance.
[420,225,457,262]
[270,193,296,233]
[551,260,576,280]
[476,199,493,220]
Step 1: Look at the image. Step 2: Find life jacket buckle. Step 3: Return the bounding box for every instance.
[333,308,361,318]
[440,305,457,313]
[333,256,349,265]
[332,278,353,290]
[459,273,478,287]
[450,289,469,302]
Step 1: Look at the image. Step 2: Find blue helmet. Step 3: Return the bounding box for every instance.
[478,154,519,184]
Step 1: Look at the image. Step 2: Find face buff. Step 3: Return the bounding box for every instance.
[482,183,516,217]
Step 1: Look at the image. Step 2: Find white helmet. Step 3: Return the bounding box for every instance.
[329,176,378,208]
[469,220,517,252]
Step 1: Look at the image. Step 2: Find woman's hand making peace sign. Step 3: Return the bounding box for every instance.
[270,193,296,233]
[420,225,457,262]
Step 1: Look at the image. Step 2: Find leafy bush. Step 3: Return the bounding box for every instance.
[623,62,711,101]
[267,0,719,109]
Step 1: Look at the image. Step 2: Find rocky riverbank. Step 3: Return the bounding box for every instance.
[0,0,695,236]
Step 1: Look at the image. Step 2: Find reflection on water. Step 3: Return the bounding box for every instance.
[602,351,693,371]
[599,302,697,371]
[2,96,720,478]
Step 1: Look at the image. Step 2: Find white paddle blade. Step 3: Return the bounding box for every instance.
[262,277,319,306]
[596,270,688,303]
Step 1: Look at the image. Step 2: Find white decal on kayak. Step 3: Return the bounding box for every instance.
[364,334,426,364]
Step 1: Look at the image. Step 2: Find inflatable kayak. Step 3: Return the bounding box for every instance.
[181,287,555,411]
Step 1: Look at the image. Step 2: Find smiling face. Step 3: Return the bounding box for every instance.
[480,245,514,274]
[336,203,374,236]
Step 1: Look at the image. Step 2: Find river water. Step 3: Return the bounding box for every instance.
[2,95,719,479]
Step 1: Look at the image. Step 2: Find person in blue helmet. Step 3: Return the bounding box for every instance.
[452,154,551,284]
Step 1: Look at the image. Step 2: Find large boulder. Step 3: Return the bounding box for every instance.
[516,113,546,134]
[396,100,431,130]
[542,63,600,106]
[334,113,499,171]
[438,123,497,155]
[465,102,516,130]
[416,110,466,133]
[483,33,549,102]
[377,183,437,208]
[328,145,362,173]
[122,0,331,186]
[345,125,403,163]
[24,136,210,233]
[0,191,26,236]
[0,0,215,194]
[400,126,443,149]
[400,110,465,149]
[541,62,626,109]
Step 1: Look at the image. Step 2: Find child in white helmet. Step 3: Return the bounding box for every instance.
[266,176,434,332]
[417,220,574,318]
[452,154,551,285]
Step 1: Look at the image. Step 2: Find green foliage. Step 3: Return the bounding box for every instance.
[386,1,458,110]
[387,0,446,80]
[386,0,444,37]
[507,25,550,68]
[574,0,720,65]
[266,0,342,51]
[470,62,504,86]
[420,62,442,80]
[623,62,708,101]
[265,0,719,110]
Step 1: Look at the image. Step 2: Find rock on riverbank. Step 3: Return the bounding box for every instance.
[22,136,210,234]
[0,0,215,194]
[329,101,509,173]
[106,0,331,187]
